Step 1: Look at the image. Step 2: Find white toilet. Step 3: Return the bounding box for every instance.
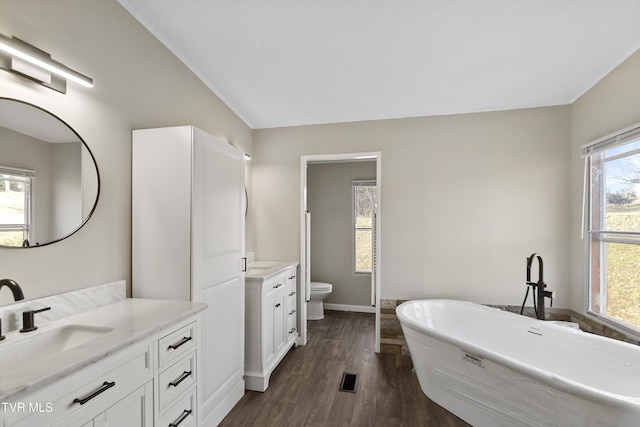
[308,281,333,320]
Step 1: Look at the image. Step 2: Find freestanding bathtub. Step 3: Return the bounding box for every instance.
[396,299,640,427]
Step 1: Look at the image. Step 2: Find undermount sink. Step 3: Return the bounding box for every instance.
[246,261,280,276]
[0,324,113,372]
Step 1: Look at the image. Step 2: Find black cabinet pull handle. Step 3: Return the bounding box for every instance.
[169,409,193,427]
[169,371,192,387]
[288,291,296,296]
[289,275,296,280]
[73,381,115,405]
[168,336,192,350]
[275,303,281,308]
[273,283,283,289]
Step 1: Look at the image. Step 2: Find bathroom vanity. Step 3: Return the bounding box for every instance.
[244,261,299,392]
[0,298,205,427]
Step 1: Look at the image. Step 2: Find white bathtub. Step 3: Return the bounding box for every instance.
[396,299,640,427]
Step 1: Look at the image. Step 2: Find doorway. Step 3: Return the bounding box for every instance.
[299,152,381,352]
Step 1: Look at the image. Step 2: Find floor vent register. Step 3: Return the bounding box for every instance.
[339,372,359,393]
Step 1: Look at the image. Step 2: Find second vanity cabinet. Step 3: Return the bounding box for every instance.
[245,262,298,392]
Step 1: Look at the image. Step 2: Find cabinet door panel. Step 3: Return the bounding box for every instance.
[192,128,245,289]
[191,127,245,425]
[102,382,153,427]
[199,278,244,415]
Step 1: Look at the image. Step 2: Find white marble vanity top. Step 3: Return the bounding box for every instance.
[0,298,206,401]
[245,260,299,280]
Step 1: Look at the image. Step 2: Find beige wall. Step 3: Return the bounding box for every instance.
[308,161,377,306]
[569,49,640,312]
[0,0,251,305]
[253,106,572,305]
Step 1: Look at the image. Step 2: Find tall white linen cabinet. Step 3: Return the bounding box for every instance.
[132,126,246,426]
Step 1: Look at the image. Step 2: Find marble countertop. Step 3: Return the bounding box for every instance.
[0,298,206,401]
[245,260,299,280]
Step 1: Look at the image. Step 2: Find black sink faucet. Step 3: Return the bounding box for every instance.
[20,307,51,333]
[526,253,554,320]
[0,279,25,301]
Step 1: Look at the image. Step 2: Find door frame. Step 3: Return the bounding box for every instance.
[298,151,382,352]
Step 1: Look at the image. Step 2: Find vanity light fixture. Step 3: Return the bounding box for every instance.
[0,34,93,93]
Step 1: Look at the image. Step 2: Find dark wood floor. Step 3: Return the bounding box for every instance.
[220,310,470,427]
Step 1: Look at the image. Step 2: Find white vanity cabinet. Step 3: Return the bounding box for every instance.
[2,314,200,427]
[245,263,298,392]
[132,126,246,426]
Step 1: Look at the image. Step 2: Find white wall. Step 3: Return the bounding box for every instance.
[0,0,251,305]
[569,49,640,312]
[308,161,377,306]
[253,106,571,305]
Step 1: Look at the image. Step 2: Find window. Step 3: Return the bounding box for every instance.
[0,167,34,247]
[353,180,377,274]
[586,126,640,329]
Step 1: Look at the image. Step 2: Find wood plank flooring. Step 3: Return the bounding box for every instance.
[220,310,471,427]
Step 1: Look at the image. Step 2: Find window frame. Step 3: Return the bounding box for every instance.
[352,179,376,275]
[0,166,35,247]
[584,124,640,333]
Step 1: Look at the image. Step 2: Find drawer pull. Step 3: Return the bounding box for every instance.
[275,303,281,308]
[289,275,296,280]
[169,371,193,387]
[73,381,115,405]
[168,336,192,350]
[273,283,283,289]
[288,291,296,296]
[289,328,296,334]
[169,409,193,427]
[289,309,296,315]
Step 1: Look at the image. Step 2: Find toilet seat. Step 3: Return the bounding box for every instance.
[310,282,332,292]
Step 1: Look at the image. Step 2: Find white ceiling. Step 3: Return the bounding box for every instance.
[118,0,640,129]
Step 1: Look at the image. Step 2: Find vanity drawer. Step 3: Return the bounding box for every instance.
[159,389,197,427]
[286,286,297,308]
[285,268,297,286]
[159,322,196,369]
[12,343,152,427]
[159,352,197,410]
[287,315,297,338]
[264,273,287,298]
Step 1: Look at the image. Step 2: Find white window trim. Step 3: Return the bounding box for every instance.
[582,123,640,334]
[352,180,376,275]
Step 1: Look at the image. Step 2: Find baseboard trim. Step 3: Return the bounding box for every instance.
[324,303,375,313]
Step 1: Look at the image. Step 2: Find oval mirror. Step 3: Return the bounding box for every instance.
[0,98,99,248]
